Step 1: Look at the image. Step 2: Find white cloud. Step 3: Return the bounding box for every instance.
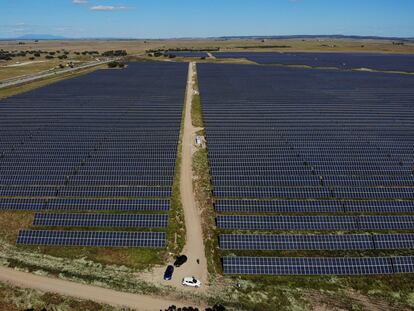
[90,5,131,11]
[73,0,88,4]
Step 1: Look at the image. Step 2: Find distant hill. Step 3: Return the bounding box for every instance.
[14,34,66,40]
[215,35,414,42]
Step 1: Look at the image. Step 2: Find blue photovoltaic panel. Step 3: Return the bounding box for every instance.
[17,230,165,248]
[222,256,394,275]
[219,234,373,250]
[374,234,414,249]
[0,198,46,211]
[359,216,414,230]
[33,213,168,228]
[217,215,358,230]
[44,198,170,211]
[393,256,414,273]
[215,199,343,213]
[212,52,414,72]
[344,201,414,214]
[218,215,414,231]
[0,62,187,203]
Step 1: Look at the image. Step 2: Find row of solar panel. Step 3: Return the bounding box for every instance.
[0,186,172,197]
[222,256,414,275]
[0,198,170,211]
[212,52,414,73]
[0,176,173,186]
[33,213,168,228]
[217,215,414,230]
[215,199,414,214]
[0,169,175,176]
[219,234,414,250]
[212,176,414,187]
[213,187,414,199]
[17,230,165,248]
[210,167,412,176]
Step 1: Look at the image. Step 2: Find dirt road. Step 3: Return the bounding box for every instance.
[177,62,208,285]
[140,62,208,290]
[0,266,199,311]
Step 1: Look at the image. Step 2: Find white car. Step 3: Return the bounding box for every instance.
[182,277,201,288]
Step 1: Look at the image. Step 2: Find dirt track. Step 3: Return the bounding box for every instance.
[139,62,208,291]
[0,266,196,311]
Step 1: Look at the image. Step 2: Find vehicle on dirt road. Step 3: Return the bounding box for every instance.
[182,276,201,288]
[163,265,174,280]
[174,255,188,267]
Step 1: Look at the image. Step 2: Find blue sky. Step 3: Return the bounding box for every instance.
[0,0,413,38]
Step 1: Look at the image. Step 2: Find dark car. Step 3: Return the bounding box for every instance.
[174,255,188,267]
[163,265,174,280]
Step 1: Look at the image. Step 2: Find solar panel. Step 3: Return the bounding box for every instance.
[212,52,414,73]
[393,256,414,273]
[44,198,170,211]
[222,256,394,275]
[215,199,343,213]
[217,215,358,230]
[33,213,168,228]
[374,234,414,249]
[359,216,414,230]
[219,234,373,250]
[16,230,165,248]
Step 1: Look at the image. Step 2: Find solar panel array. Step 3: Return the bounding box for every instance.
[222,256,409,275]
[33,213,168,228]
[213,52,414,73]
[0,62,187,248]
[17,230,165,248]
[220,234,414,250]
[0,198,170,211]
[217,215,414,231]
[198,63,414,275]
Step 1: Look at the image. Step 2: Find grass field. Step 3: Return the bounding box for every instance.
[0,60,62,81]
[0,281,132,311]
[2,38,414,55]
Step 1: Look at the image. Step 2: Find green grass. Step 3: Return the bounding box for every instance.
[193,149,221,275]
[23,246,166,271]
[191,93,203,128]
[166,71,187,256]
[190,67,204,128]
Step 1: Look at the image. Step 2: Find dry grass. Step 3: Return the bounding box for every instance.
[0,212,34,244]
[1,38,413,57]
[0,60,61,81]
[0,281,132,311]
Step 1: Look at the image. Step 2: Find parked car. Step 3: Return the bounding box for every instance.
[163,265,174,280]
[182,276,201,288]
[174,255,188,267]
